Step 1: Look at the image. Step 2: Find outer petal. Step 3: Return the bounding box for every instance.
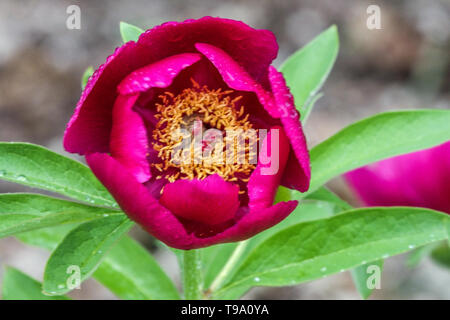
[86,153,194,248]
[138,16,278,82]
[109,93,150,183]
[64,42,144,154]
[117,53,202,94]
[65,17,277,155]
[268,66,311,192]
[160,174,240,225]
[86,153,297,249]
[247,126,290,209]
[195,42,280,118]
[193,200,298,247]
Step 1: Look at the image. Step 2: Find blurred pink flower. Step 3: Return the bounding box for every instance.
[345,141,450,214]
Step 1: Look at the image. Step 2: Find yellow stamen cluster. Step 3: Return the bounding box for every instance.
[152,82,257,187]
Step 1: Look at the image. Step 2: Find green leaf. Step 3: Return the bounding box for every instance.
[81,66,94,89]
[406,243,438,267]
[0,193,120,238]
[43,215,133,295]
[202,243,239,289]
[120,21,144,42]
[205,198,336,298]
[213,188,349,299]
[305,187,382,300]
[0,142,117,208]
[351,260,384,299]
[18,225,178,300]
[94,236,180,300]
[301,92,323,123]
[244,201,336,255]
[16,225,75,251]
[2,267,69,300]
[430,242,450,268]
[215,207,449,298]
[304,186,352,212]
[306,109,450,195]
[280,25,338,113]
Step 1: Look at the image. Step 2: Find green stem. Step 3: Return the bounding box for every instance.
[209,240,248,293]
[182,249,203,300]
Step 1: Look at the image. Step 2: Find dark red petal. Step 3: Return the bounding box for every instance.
[86,153,297,249]
[195,42,280,118]
[191,200,298,248]
[268,66,311,192]
[64,42,143,154]
[65,17,278,156]
[117,53,202,94]
[138,16,278,82]
[109,94,150,183]
[86,153,195,247]
[159,174,240,225]
[247,126,290,209]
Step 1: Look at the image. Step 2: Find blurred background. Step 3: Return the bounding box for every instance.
[0,0,449,299]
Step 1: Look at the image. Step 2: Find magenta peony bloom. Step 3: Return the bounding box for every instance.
[345,141,450,214]
[64,17,310,249]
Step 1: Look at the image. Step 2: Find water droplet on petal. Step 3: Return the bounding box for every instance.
[17,175,27,182]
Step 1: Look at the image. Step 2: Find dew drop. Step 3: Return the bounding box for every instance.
[57,284,65,289]
[408,244,415,249]
[16,175,27,182]
[382,254,389,259]
[103,214,109,217]
[225,71,235,81]
[254,277,260,282]
[320,267,327,272]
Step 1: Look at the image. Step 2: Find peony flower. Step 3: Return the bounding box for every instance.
[64,17,310,249]
[345,141,450,214]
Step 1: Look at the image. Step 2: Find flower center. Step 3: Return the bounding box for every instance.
[151,81,257,186]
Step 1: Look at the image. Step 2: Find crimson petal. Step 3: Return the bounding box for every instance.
[268,66,311,192]
[86,153,297,249]
[160,174,240,225]
[110,93,150,183]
